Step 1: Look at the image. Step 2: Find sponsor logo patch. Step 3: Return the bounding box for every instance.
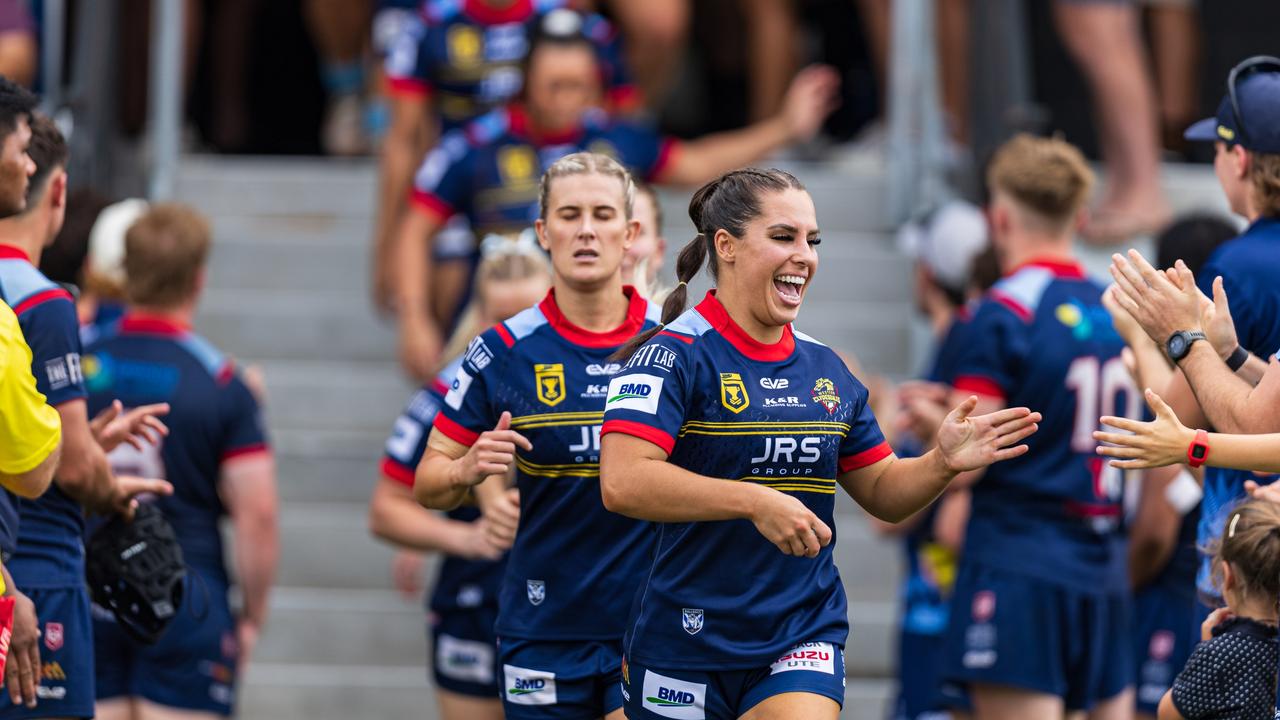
[504,665,556,705]
[762,396,804,408]
[811,378,840,414]
[641,670,706,719]
[534,364,566,407]
[586,363,622,376]
[605,374,663,414]
[526,579,546,606]
[719,373,749,413]
[1148,630,1174,661]
[43,622,63,652]
[626,344,677,372]
[463,337,494,372]
[44,353,82,391]
[971,590,996,623]
[770,642,836,675]
[760,377,789,389]
[437,634,496,684]
[681,608,704,636]
[444,369,474,411]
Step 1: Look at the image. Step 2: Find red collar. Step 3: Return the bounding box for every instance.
[120,312,190,337]
[464,0,533,24]
[507,105,585,147]
[0,244,31,263]
[538,285,646,348]
[1006,257,1087,279]
[694,291,795,362]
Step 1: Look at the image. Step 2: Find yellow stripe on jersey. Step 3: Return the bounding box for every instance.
[517,457,602,471]
[679,427,847,438]
[736,477,838,495]
[515,457,600,478]
[680,421,851,430]
[510,411,604,430]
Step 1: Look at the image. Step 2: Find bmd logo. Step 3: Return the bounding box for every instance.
[512,678,544,694]
[650,687,696,707]
[642,670,706,719]
[503,665,556,706]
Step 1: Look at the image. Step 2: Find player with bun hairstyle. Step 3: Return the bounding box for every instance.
[599,168,1039,719]
[414,152,662,719]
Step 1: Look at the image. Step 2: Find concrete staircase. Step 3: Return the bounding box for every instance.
[174,153,1229,719]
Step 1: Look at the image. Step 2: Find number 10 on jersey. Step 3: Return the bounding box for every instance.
[1066,356,1141,503]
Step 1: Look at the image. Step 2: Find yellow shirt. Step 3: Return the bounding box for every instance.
[0,301,60,475]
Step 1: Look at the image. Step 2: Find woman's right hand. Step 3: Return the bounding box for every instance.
[457,412,532,488]
[747,486,832,558]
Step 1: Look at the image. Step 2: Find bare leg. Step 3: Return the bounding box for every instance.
[135,698,224,720]
[971,684,1065,720]
[1146,2,1200,154]
[208,0,256,151]
[742,0,799,122]
[604,707,627,720]
[303,0,373,155]
[1088,687,1135,720]
[1052,1,1169,243]
[95,697,140,720]
[936,0,970,144]
[605,0,690,108]
[853,0,890,115]
[740,692,840,720]
[437,688,503,720]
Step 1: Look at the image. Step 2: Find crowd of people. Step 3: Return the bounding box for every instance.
[0,2,1275,720]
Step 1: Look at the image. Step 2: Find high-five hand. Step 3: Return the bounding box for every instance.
[1094,388,1192,469]
[935,397,1040,473]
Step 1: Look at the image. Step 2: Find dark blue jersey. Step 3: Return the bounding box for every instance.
[409,105,676,237]
[601,291,890,669]
[950,259,1140,593]
[1194,217,1280,599]
[0,245,86,584]
[385,0,637,132]
[82,314,269,583]
[434,286,660,641]
[380,357,505,614]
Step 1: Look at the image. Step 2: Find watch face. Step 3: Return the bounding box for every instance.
[1192,445,1206,459]
[1169,335,1187,357]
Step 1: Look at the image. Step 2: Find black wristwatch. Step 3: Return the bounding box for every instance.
[1226,345,1249,372]
[1166,330,1208,362]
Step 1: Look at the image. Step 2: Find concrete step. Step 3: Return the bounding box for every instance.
[254,359,413,434]
[195,289,396,363]
[272,428,389,503]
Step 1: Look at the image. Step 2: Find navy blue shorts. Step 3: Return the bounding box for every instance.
[94,579,239,716]
[943,562,1132,711]
[894,631,968,720]
[1131,587,1198,715]
[0,586,94,719]
[623,642,845,719]
[498,637,625,718]
[430,607,500,699]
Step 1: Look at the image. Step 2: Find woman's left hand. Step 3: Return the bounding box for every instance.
[1093,388,1194,470]
[935,397,1040,473]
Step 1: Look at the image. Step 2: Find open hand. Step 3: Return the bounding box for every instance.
[1094,388,1193,470]
[4,590,39,708]
[781,65,841,142]
[90,401,170,453]
[1108,250,1203,346]
[108,476,174,519]
[936,397,1040,473]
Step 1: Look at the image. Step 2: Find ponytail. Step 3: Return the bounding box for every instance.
[611,167,804,362]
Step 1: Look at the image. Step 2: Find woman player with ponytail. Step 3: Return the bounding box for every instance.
[599,168,1041,719]
[414,152,660,720]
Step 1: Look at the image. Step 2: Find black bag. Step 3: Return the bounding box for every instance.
[85,503,186,645]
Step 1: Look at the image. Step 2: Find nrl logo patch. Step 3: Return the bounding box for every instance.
[719,373,749,414]
[811,378,840,414]
[534,364,566,407]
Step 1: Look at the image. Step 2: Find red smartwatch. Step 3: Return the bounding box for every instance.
[1187,429,1210,468]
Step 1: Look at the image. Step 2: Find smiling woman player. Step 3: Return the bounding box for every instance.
[598,168,1041,720]
[414,152,660,720]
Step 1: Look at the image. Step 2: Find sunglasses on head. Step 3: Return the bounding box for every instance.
[1227,55,1280,148]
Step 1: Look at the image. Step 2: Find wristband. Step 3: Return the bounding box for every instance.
[1187,429,1210,468]
[1226,345,1249,372]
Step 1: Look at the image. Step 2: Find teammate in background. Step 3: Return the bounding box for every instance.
[884,200,990,720]
[394,13,838,380]
[415,153,664,719]
[598,169,1037,719]
[1101,216,1235,720]
[372,2,637,312]
[621,180,668,301]
[1104,58,1280,615]
[87,205,278,720]
[369,233,551,720]
[939,135,1140,719]
[0,115,172,717]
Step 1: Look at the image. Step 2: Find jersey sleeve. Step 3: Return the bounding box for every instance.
[409,131,475,223]
[381,387,443,488]
[837,369,891,473]
[219,374,270,463]
[435,330,506,447]
[607,121,680,183]
[1170,640,1228,719]
[0,307,60,475]
[949,299,1027,404]
[383,15,434,98]
[600,335,690,455]
[16,293,86,407]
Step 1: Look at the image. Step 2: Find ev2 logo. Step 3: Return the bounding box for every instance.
[760,377,789,390]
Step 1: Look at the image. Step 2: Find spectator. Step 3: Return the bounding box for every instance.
[304,0,374,156]
[591,0,688,107]
[0,2,34,89]
[1142,0,1201,156]
[1105,57,1280,607]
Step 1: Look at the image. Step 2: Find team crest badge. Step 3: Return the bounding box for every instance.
[682,608,704,636]
[498,145,538,186]
[971,590,996,623]
[534,364,566,407]
[446,25,482,67]
[527,580,546,606]
[719,373,750,414]
[44,622,63,652]
[811,378,840,414]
